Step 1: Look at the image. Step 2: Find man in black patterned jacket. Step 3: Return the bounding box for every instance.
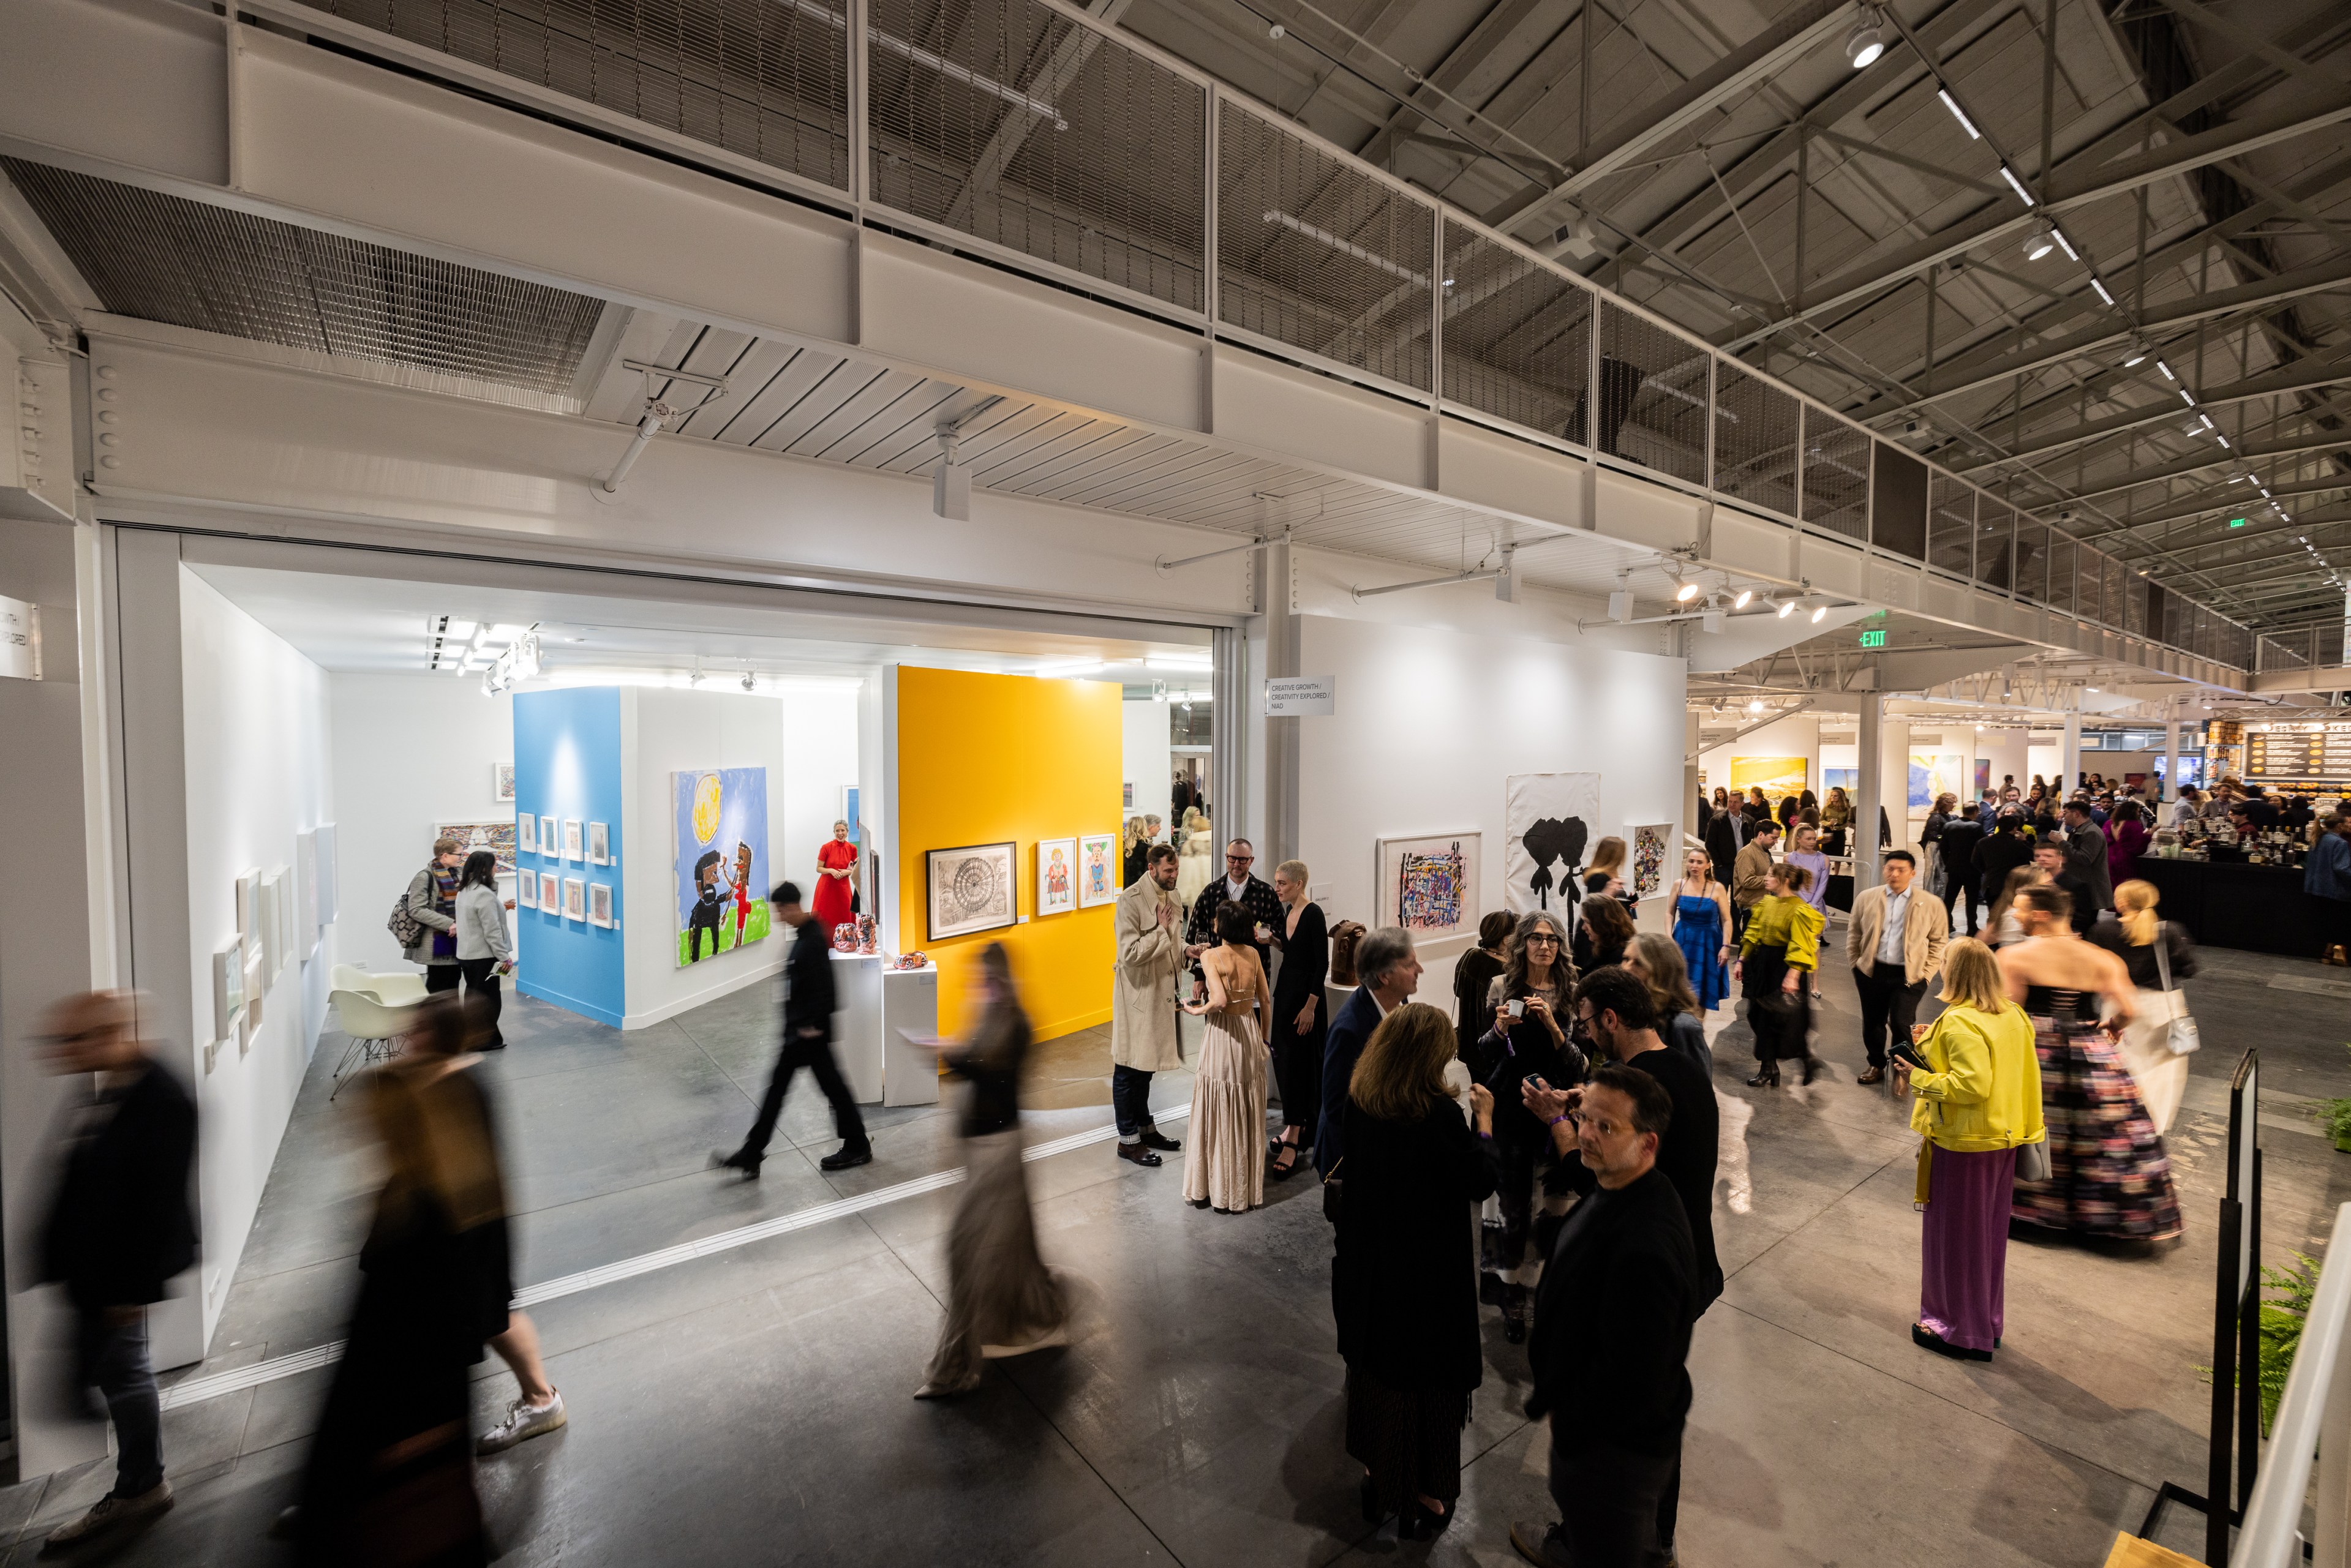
[1185,838,1283,983]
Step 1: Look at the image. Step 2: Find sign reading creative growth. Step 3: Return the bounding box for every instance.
[672,768,770,966]
[1263,675,1336,716]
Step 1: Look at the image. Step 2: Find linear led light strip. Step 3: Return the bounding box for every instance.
[782,0,1066,127]
[1262,211,1430,288]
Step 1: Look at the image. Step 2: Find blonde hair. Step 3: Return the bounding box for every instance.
[1987,865,2037,934]
[1937,937,2010,1015]
[1273,858,1308,887]
[1587,836,1627,877]
[1182,807,1205,833]
[1347,1002,1458,1122]
[2113,879,2159,946]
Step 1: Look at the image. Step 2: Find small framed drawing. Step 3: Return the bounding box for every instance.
[540,816,558,857]
[242,943,267,1040]
[1035,838,1077,917]
[519,871,536,909]
[235,868,260,939]
[926,842,1016,940]
[588,821,610,865]
[588,882,613,928]
[539,871,559,910]
[1627,822,1674,900]
[213,940,245,1040]
[1076,832,1119,907]
[493,762,517,802]
[517,814,537,855]
[563,877,586,922]
[1375,833,1480,941]
[563,819,584,861]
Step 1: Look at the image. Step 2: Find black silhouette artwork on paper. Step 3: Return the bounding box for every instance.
[1521,816,1589,912]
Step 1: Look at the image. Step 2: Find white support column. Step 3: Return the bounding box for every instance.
[1856,694,1883,891]
[2061,709,2083,794]
[2164,717,2181,805]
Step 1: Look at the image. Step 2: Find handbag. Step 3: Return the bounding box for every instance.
[2015,1138,2052,1183]
[386,886,426,950]
[1320,1156,1344,1224]
[2151,927,2201,1056]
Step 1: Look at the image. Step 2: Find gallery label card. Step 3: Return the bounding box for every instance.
[1263,675,1335,716]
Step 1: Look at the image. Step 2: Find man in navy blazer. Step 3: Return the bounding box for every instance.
[1314,926,1422,1178]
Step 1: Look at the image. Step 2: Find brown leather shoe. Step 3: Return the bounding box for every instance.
[1116,1141,1162,1168]
[1857,1065,1886,1085]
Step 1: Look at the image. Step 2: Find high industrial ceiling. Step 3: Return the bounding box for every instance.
[1112,0,2351,636]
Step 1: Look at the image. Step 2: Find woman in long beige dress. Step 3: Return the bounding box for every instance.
[1183,898,1271,1214]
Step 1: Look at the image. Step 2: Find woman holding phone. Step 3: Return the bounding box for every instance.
[1476,912,1585,1345]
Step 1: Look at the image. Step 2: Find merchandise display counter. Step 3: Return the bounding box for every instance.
[2129,857,2314,958]
[830,950,941,1105]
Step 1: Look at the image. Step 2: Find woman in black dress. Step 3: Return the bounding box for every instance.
[1452,911,1515,1068]
[1477,910,1587,1343]
[1334,1002,1498,1539]
[1268,859,1328,1181]
[1571,887,1636,973]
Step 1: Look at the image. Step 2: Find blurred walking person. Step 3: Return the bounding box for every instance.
[914,944,1069,1398]
[1737,861,1822,1087]
[34,991,196,1551]
[1183,901,1272,1214]
[715,880,871,1176]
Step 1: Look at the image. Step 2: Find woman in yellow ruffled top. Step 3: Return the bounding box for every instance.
[1735,860,1823,1087]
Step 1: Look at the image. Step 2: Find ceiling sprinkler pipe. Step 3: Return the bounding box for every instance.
[601,405,668,494]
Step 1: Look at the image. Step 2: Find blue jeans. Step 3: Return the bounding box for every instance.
[1112,1065,1156,1142]
[77,1308,162,1498]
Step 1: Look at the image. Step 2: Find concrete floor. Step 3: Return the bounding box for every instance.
[10,939,2351,1566]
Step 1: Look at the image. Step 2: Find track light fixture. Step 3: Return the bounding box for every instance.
[1810,601,1829,623]
[2121,340,2148,368]
[1777,598,1796,618]
[1674,580,1701,602]
[1844,10,1885,69]
[2023,219,2056,262]
[1748,698,1766,715]
[1732,588,1753,609]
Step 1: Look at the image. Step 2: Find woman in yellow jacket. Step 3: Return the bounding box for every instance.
[1893,936,2044,1362]
[1735,861,1824,1087]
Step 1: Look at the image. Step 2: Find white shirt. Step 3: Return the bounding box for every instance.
[1876,885,1912,967]
[1224,875,1249,903]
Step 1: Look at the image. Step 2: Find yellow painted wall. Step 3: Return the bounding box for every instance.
[895,667,1123,1041]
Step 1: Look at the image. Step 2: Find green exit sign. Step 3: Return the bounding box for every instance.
[2229,518,2248,528]
[1857,628,1888,648]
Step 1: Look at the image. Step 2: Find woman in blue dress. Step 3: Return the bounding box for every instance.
[1672,847,1732,1012]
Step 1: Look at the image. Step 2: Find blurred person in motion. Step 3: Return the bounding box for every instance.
[1332,1003,1499,1539]
[1111,844,1186,1168]
[1627,932,1713,1078]
[294,994,546,1565]
[914,943,1069,1398]
[1781,823,1831,1000]
[715,880,871,1177]
[1572,888,1636,974]
[1737,860,1822,1087]
[35,991,196,1551]
[2089,880,2199,1135]
[453,850,515,1049]
[1183,901,1272,1214]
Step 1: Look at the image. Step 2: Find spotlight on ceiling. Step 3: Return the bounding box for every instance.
[2122,341,2148,368]
[741,671,757,692]
[1844,13,1885,69]
[1777,598,1796,618]
[2023,219,2056,262]
[1675,580,1701,602]
[1732,588,1753,610]
[1748,699,1766,715]
[1811,601,1829,623]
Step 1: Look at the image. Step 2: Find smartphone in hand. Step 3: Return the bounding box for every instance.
[1890,1043,1927,1071]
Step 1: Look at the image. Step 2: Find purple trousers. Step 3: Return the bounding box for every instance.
[1920,1145,2017,1352]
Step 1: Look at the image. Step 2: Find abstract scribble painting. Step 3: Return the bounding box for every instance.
[1375,833,1480,940]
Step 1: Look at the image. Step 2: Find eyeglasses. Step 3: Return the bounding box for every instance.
[1225,853,1252,865]
[1523,932,1560,945]
[1567,1112,1627,1137]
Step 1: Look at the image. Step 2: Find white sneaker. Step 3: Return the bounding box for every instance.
[476,1389,566,1454]
[45,1481,173,1546]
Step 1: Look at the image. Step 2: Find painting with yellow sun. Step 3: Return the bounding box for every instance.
[672,767,772,967]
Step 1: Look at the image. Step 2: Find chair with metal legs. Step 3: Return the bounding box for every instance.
[328,989,425,1099]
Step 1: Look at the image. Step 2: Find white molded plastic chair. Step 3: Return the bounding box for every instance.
[330,965,427,1006]
[328,989,427,1099]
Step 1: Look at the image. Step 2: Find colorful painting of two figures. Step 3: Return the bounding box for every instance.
[673,768,772,967]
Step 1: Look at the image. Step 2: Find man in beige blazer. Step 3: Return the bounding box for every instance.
[1846,849,1949,1084]
[1112,844,1186,1168]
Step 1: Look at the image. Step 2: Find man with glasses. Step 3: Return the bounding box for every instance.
[1185,837,1282,981]
[1509,1063,1698,1568]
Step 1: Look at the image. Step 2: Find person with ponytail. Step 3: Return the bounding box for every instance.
[2089,880,2199,1133]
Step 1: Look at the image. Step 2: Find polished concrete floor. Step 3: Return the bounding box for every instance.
[10,938,2351,1566]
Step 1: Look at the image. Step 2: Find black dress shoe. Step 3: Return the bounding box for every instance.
[1116,1142,1162,1168]
[710,1149,759,1179]
[1912,1322,1993,1362]
[819,1144,873,1171]
[1138,1128,1181,1152]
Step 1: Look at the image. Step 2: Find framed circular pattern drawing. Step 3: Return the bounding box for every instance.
[926,841,1017,940]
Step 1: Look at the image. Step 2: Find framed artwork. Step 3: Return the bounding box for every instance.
[538,870,559,910]
[540,816,558,856]
[517,814,536,855]
[1628,823,1673,899]
[926,841,1017,940]
[493,762,517,802]
[1375,833,1478,939]
[242,943,266,1039]
[672,768,770,966]
[1822,767,1859,793]
[1077,833,1119,907]
[213,941,244,1041]
[589,821,611,865]
[1036,838,1077,917]
[563,819,584,861]
[435,820,517,872]
[1729,756,1807,805]
[1503,773,1600,915]
[563,877,586,921]
[519,870,536,909]
[236,868,259,939]
[589,882,614,928]
[256,874,281,981]
[1907,752,1966,811]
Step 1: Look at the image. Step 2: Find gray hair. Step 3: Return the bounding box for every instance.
[1355,926,1416,988]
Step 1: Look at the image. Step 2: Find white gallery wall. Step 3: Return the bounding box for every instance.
[773,681,862,903]
[179,569,332,1345]
[1293,612,1685,1011]
[1123,695,1172,827]
[623,687,788,1027]
[328,675,517,971]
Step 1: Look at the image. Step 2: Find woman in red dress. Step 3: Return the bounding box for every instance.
[812,820,857,938]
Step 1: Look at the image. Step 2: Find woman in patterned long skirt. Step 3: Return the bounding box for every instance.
[1182,900,1271,1214]
[1997,883,2183,1246]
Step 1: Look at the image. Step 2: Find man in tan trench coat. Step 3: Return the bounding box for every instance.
[1113,843,1186,1168]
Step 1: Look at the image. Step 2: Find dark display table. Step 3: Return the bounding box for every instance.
[2129,856,2314,957]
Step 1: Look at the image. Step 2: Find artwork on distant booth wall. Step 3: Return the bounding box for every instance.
[1504,773,1600,916]
[1729,757,1807,807]
[589,882,613,928]
[927,841,1017,940]
[588,821,611,865]
[1908,752,1966,811]
[212,940,245,1043]
[1629,823,1672,899]
[538,871,559,911]
[1822,767,1859,794]
[563,819,584,862]
[672,768,771,966]
[493,763,516,803]
[1375,833,1478,939]
[540,816,558,857]
[435,820,517,872]
[1077,833,1119,907]
[563,877,586,923]
[517,814,537,855]
[1974,759,1993,794]
[1036,838,1077,917]
[519,871,536,909]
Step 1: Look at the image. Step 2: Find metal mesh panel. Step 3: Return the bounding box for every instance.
[1712,362,1797,517]
[2011,519,2048,603]
[2087,548,2115,626]
[1218,103,1432,389]
[2045,535,2074,615]
[1593,301,1706,486]
[868,0,1205,310]
[1439,225,1587,445]
[297,0,849,190]
[1800,415,1870,541]
[4,160,604,394]
[1974,498,2014,591]
[1926,473,1974,577]
[2320,623,2347,668]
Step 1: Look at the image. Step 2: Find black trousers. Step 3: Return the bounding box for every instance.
[1548,1433,1677,1568]
[1945,878,1983,935]
[456,958,505,1045]
[1854,962,1927,1068]
[424,962,461,994]
[741,1027,867,1159]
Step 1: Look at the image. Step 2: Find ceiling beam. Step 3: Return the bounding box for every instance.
[2053,432,2351,504]
[945,0,1134,229]
[1952,357,2351,471]
[2096,473,2351,534]
[1353,0,1567,173]
[2140,507,2351,569]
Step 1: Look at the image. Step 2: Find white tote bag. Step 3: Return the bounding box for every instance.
[2150,928,2200,1057]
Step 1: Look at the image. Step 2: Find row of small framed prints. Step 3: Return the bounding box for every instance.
[518,814,611,865]
[520,871,615,928]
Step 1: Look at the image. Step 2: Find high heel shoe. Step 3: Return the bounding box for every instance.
[1745,1062,1780,1088]
[1801,1054,1823,1086]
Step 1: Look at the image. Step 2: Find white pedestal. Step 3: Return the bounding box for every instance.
[829,950,884,1103]
[882,962,941,1107]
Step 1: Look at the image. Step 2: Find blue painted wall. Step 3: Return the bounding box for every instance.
[513,688,626,1026]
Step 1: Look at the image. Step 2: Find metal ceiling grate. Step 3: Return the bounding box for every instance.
[2045,533,2075,615]
[4,160,606,394]
[1217,102,1433,391]
[1926,471,1974,578]
[295,0,850,191]
[1973,498,2014,592]
[1712,361,1797,519]
[867,0,1205,310]
[2011,516,2048,602]
[1440,223,1588,445]
[1799,416,1870,542]
[1595,301,1706,487]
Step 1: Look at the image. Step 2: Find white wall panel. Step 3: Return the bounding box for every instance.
[1213,348,1428,490]
[1594,468,1703,557]
[0,0,227,184]
[775,683,863,907]
[1436,418,1584,531]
